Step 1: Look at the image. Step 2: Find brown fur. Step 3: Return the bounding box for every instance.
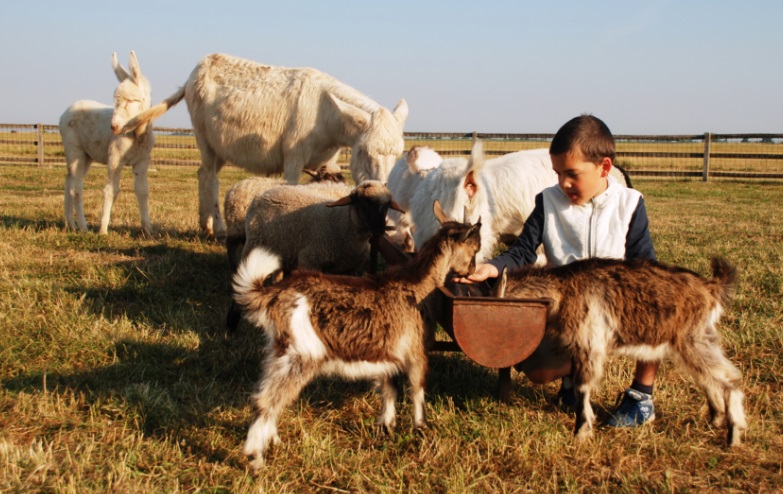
[233,209,481,469]
[224,181,403,332]
[502,256,745,446]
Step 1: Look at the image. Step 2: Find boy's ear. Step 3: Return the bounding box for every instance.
[599,157,613,177]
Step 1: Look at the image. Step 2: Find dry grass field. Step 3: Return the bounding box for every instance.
[1,163,781,492]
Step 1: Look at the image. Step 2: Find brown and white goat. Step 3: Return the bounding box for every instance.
[232,201,481,469]
[501,257,746,446]
[225,180,404,332]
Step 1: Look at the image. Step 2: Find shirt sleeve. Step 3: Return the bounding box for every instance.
[488,193,544,272]
[625,196,657,261]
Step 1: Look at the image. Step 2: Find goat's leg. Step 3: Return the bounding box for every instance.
[99,159,123,235]
[374,375,398,431]
[675,327,746,446]
[132,160,153,235]
[243,353,317,469]
[571,333,606,441]
[406,351,429,429]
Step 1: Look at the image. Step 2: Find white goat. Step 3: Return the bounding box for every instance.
[386,146,443,252]
[119,53,408,238]
[408,142,633,263]
[232,201,482,469]
[500,257,746,446]
[60,51,155,235]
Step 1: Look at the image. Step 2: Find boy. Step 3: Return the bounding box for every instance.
[455,114,658,427]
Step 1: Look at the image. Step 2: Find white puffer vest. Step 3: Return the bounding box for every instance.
[541,175,642,267]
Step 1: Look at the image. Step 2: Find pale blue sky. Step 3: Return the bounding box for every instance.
[1,1,781,134]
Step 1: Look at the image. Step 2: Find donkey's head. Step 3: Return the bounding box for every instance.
[111,51,152,136]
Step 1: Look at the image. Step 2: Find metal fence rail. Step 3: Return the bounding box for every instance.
[2,124,782,181]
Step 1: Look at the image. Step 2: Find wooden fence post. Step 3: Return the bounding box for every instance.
[702,132,711,182]
[36,123,44,166]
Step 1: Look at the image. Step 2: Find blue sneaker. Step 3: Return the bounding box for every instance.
[607,388,655,427]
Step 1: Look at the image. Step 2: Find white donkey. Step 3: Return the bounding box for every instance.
[120,53,408,238]
[60,51,155,235]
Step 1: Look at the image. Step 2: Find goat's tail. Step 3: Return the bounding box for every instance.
[121,86,186,135]
[233,247,283,308]
[709,256,737,305]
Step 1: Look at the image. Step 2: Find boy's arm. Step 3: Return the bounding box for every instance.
[626,196,657,261]
[488,193,545,272]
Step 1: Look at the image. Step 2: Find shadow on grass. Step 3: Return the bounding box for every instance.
[1,334,264,466]
[1,215,62,232]
[2,329,562,466]
[55,239,234,335]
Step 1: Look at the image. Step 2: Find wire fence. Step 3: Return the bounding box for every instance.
[3,123,783,180]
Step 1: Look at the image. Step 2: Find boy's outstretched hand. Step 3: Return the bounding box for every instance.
[453,263,499,284]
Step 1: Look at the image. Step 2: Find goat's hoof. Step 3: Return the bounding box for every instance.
[375,415,396,432]
[574,428,593,442]
[727,427,743,448]
[710,414,727,428]
[246,453,266,472]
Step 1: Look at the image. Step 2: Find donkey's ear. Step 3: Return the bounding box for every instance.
[112,52,131,82]
[128,50,142,82]
[433,199,449,225]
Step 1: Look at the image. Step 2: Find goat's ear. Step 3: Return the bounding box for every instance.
[112,51,131,82]
[405,147,419,173]
[463,140,485,198]
[463,170,479,199]
[464,220,481,241]
[433,199,449,225]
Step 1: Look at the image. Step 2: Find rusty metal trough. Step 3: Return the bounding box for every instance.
[378,235,551,401]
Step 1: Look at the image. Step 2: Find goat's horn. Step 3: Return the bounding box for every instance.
[390,199,406,214]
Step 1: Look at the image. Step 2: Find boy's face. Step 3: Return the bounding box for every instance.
[551,151,612,206]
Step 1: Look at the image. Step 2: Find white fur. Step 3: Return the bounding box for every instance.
[386,146,444,251]
[120,53,407,237]
[410,144,554,262]
[289,296,328,361]
[60,51,155,235]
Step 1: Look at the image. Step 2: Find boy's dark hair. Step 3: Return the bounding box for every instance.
[549,114,615,164]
